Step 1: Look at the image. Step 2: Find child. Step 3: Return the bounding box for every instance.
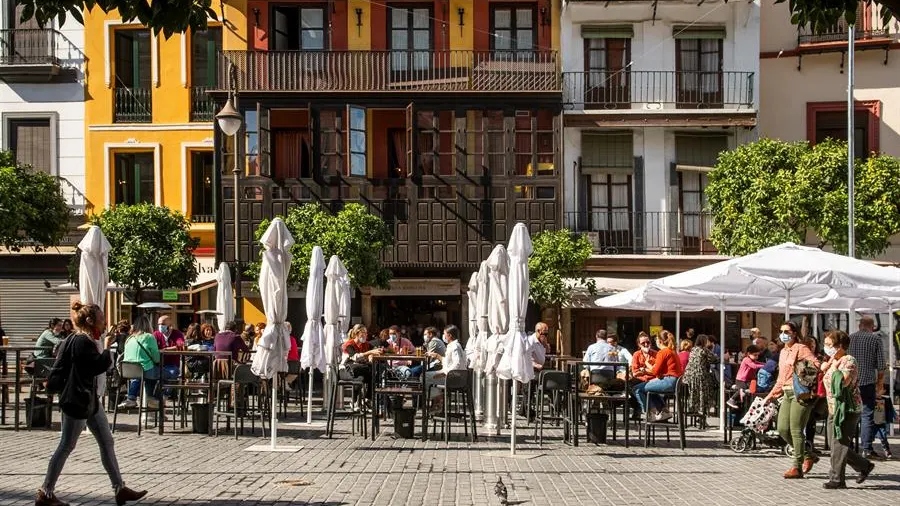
[873,394,895,459]
[726,345,764,409]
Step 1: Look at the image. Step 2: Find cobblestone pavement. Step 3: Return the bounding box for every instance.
[1,411,898,506]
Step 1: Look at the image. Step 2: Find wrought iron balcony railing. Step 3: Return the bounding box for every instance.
[217,50,561,93]
[190,85,215,122]
[56,176,92,218]
[564,210,718,255]
[798,17,891,45]
[562,70,754,110]
[0,28,84,82]
[113,87,152,123]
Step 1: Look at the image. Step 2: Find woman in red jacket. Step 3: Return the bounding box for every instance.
[633,330,683,422]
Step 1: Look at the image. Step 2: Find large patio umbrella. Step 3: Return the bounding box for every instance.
[78,225,111,397]
[475,261,491,421]
[249,218,295,451]
[300,246,326,424]
[215,262,234,331]
[496,223,534,455]
[484,245,509,435]
[338,271,352,342]
[323,255,346,411]
[465,272,484,417]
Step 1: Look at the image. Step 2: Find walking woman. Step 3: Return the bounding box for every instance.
[36,302,147,506]
[682,334,717,426]
[822,330,874,489]
[763,321,819,479]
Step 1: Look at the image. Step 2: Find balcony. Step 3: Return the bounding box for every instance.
[564,211,718,255]
[190,85,215,122]
[113,87,152,123]
[563,70,754,110]
[217,50,560,93]
[798,16,891,46]
[0,28,81,83]
[57,176,92,219]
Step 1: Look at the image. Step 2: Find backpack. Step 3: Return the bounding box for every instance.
[792,358,819,405]
[46,337,73,395]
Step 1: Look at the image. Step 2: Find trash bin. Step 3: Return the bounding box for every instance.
[586,413,609,444]
[393,408,416,439]
[191,403,210,434]
[25,397,48,428]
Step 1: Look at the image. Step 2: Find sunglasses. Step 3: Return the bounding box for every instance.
[639,341,650,346]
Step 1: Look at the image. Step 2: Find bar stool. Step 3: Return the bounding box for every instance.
[325,363,368,438]
[430,369,477,442]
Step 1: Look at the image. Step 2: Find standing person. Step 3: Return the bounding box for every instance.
[763,321,819,479]
[152,315,185,380]
[36,302,146,506]
[34,319,65,359]
[682,334,717,422]
[821,330,874,489]
[848,315,887,460]
[632,330,682,421]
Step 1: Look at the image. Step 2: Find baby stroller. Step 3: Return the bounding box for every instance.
[729,397,813,456]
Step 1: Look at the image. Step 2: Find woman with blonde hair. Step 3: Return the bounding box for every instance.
[678,338,693,370]
[633,330,683,421]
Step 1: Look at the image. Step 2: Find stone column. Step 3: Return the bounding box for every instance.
[361,287,373,327]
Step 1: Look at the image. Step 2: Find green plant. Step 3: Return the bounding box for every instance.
[247,203,393,290]
[89,203,199,303]
[0,151,71,251]
[18,0,217,37]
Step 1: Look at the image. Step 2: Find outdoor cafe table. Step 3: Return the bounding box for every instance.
[158,349,232,436]
[566,360,633,447]
[369,354,430,441]
[0,345,52,431]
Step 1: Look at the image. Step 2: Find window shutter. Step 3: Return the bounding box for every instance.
[257,103,271,177]
[581,25,634,39]
[673,26,726,39]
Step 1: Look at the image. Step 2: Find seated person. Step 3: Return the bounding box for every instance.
[726,344,764,409]
[118,315,161,409]
[340,325,383,410]
[630,332,657,384]
[409,327,444,377]
[213,320,250,362]
[584,329,622,388]
[153,315,185,380]
[529,323,550,374]
[755,341,781,393]
[426,325,467,410]
[34,318,64,360]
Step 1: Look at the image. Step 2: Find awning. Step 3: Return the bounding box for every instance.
[564,276,655,308]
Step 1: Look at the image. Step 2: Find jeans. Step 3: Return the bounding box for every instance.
[827,413,869,484]
[874,424,891,452]
[777,391,813,469]
[633,376,677,412]
[858,383,876,452]
[126,367,160,401]
[41,409,124,497]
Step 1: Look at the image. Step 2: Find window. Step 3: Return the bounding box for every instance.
[114,152,155,205]
[272,6,326,50]
[190,151,214,219]
[245,109,258,175]
[114,29,151,89]
[807,101,880,159]
[389,6,431,72]
[590,174,632,250]
[676,38,723,107]
[7,118,52,174]
[347,106,366,176]
[584,38,630,106]
[319,109,344,176]
[191,27,221,87]
[491,7,535,57]
[678,170,714,252]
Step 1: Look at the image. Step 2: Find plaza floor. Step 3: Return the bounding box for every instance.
[0,411,898,506]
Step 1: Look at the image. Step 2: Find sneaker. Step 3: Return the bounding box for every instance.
[856,461,875,484]
[655,409,673,422]
[726,398,740,410]
[885,450,893,459]
[146,399,159,410]
[117,399,137,409]
[647,407,658,421]
[863,450,886,461]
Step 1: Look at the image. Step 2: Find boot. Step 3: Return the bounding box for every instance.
[783,467,803,479]
[35,490,68,506]
[115,487,147,506]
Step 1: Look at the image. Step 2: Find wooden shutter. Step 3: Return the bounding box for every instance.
[406,102,416,177]
[257,102,271,177]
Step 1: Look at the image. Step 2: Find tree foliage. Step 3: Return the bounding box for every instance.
[706,138,900,258]
[89,203,199,302]
[775,0,899,35]
[0,151,71,251]
[249,203,393,290]
[18,0,216,37]
[528,229,596,308]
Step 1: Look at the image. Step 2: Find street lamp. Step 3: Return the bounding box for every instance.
[216,86,244,326]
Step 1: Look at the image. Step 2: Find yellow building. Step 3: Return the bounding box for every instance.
[82,4,248,326]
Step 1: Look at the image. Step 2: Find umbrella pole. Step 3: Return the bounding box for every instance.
[510,380,518,456]
[719,302,726,433]
[813,312,818,339]
[307,369,315,425]
[675,309,681,349]
[890,307,896,436]
[784,288,791,320]
[271,374,278,449]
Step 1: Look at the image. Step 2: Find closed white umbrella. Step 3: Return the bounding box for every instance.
[323,255,346,411]
[465,272,484,418]
[338,273,352,341]
[300,246,326,424]
[249,218,296,451]
[496,223,534,456]
[78,225,111,397]
[485,245,510,375]
[215,262,234,331]
[476,260,493,428]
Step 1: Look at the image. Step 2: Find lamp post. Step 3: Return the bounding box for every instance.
[216,72,244,326]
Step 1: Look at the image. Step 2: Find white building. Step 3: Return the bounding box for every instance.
[0,2,88,342]
[561,0,760,256]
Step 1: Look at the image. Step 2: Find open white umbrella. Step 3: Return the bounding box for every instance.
[496,223,534,455]
[248,218,297,451]
[78,225,111,397]
[215,262,234,331]
[300,246,326,424]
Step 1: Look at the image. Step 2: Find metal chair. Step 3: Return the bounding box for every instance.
[430,369,477,443]
[27,358,55,429]
[533,370,572,446]
[112,362,155,435]
[325,363,367,438]
[281,359,305,417]
[643,377,687,449]
[215,364,266,439]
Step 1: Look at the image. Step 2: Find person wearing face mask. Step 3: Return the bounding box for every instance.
[764,321,820,479]
[152,315,185,381]
[632,330,682,422]
[409,327,445,377]
[340,325,382,410]
[821,330,873,489]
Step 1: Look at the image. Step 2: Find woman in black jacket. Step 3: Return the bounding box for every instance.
[36,302,147,506]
